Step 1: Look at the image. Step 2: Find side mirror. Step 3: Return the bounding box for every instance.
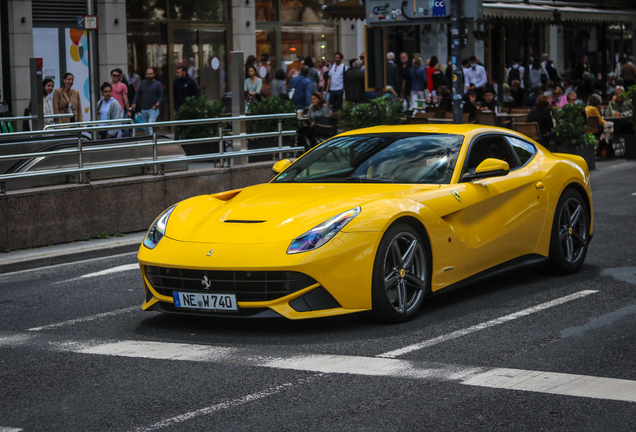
[463,158,510,181]
[272,159,291,174]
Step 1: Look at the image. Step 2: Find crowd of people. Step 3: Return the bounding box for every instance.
[35,49,634,157]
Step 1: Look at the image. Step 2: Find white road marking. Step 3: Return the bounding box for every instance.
[80,264,140,278]
[130,374,323,432]
[378,290,598,358]
[0,251,137,278]
[0,427,23,432]
[27,306,138,331]
[76,340,235,362]
[48,338,636,404]
[463,368,636,403]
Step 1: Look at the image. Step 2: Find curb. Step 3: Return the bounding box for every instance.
[0,241,142,275]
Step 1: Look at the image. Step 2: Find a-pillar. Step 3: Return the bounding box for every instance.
[97,0,128,84]
[7,0,34,129]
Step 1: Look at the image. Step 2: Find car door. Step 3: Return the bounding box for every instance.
[446,133,549,276]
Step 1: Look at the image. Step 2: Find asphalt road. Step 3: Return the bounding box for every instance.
[1,159,635,432]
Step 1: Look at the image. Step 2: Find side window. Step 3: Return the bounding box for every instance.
[506,136,536,166]
[464,136,518,173]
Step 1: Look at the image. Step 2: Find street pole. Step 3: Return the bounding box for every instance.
[29,58,43,130]
[87,0,97,134]
[451,0,463,124]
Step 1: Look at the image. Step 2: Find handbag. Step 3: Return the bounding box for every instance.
[288,80,298,99]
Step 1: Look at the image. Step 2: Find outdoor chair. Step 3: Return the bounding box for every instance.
[475,111,498,126]
[513,122,541,141]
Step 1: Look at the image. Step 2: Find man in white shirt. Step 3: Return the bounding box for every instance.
[464,55,488,100]
[324,52,348,109]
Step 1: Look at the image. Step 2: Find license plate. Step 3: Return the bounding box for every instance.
[173,292,238,312]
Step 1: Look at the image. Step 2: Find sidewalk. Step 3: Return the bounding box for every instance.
[0,231,146,274]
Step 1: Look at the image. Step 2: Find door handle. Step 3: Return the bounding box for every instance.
[535,181,545,190]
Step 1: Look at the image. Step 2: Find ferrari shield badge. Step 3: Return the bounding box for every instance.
[451,190,461,202]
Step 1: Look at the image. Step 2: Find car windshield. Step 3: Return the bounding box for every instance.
[274,133,464,184]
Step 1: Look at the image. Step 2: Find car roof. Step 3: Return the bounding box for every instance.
[338,124,514,137]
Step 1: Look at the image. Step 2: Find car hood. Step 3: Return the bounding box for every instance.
[166,183,439,244]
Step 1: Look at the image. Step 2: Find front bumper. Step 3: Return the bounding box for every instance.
[138,232,380,319]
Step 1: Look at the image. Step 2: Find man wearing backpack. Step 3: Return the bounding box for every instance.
[324,52,348,110]
[507,57,524,88]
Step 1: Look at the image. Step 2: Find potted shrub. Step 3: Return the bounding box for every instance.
[621,84,636,159]
[175,96,226,155]
[551,102,597,170]
[246,97,298,162]
[339,97,406,131]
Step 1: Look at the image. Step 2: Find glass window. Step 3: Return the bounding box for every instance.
[127,0,167,20]
[127,21,169,122]
[256,0,279,21]
[256,31,276,96]
[280,0,324,23]
[274,133,464,184]
[281,25,334,68]
[168,0,228,21]
[506,136,536,166]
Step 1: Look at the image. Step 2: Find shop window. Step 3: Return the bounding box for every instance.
[127,0,167,20]
[169,0,229,21]
[256,0,279,21]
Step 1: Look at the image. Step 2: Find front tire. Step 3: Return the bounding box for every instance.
[372,223,430,323]
[549,188,589,274]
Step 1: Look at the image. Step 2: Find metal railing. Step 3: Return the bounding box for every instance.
[0,113,74,122]
[0,113,303,192]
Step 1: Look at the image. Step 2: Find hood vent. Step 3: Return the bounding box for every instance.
[224,220,266,223]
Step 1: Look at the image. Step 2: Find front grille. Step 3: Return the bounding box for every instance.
[145,266,317,302]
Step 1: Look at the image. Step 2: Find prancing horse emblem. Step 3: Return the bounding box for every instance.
[206,249,215,256]
[451,190,462,202]
[201,276,211,290]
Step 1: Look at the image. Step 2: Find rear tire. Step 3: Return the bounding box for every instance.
[371,223,430,323]
[549,188,589,274]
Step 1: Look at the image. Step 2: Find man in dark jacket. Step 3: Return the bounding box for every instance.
[344,60,366,103]
[173,66,200,113]
[386,52,401,91]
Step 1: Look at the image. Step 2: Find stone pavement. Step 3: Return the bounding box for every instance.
[0,231,146,274]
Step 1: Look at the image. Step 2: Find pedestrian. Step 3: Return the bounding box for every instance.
[620,56,636,88]
[110,68,131,136]
[464,55,487,100]
[426,55,437,95]
[271,69,287,97]
[304,57,320,93]
[480,89,503,111]
[289,65,312,109]
[297,92,332,150]
[432,62,448,97]
[386,52,401,91]
[324,52,348,110]
[343,60,366,104]
[463,89,478,122]
[529,58,548,90]
[408,56,427,110]
[317,59,328,92]
[187,57,199,84]
[128,66,141,90]
[27,78,55,129]
[510,80,524,107]
[526,95,553,147]
[244,65,263,102]
[96,82,123,139]
[398,52,412,100]
[131,68,164,135]
[173,66,200,113]
[507,57,524,88]
[53,72,83,123]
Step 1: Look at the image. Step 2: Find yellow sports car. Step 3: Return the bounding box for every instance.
[138,125,593,322]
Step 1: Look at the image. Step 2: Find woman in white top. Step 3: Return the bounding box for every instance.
[28,78,55,129]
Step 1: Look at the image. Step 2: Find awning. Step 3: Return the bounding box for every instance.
[557,7,636,24]
[484,3,555,21]
[323,0,636,24]
[322,0,365,21]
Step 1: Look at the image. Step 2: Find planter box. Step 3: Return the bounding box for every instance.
[555,144,595,171]
[624,135,636,160]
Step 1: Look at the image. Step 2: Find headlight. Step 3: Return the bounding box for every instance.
[143,205,177,249]
[287,207,361,254]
